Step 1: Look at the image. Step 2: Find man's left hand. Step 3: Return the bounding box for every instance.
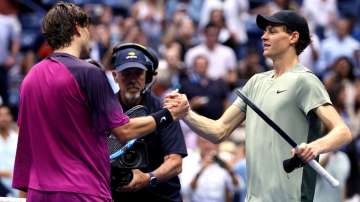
[291,142,321,162]
[117,169,150,192]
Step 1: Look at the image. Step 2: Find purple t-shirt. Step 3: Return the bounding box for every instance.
[12,53,129,199]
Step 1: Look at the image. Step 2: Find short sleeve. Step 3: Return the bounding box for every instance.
[295,73,332,115]
[159,120,187,157]
[84,68,129,132]
[232,74,258,112]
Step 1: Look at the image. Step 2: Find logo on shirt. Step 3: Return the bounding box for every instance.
[276,90,287,94]
[160,116,167,123]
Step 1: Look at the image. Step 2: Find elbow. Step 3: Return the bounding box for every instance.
[112,124,134,144]
[343,125,353,144]
[210,134,227,144]
[211,125,230,144]
[176,161,183,175]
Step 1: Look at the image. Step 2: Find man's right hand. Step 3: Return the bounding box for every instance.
[164,91,190,120]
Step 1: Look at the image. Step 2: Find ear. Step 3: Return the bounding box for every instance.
[74,24,82,36]
[289,31,300,45]
[112,71,118,83]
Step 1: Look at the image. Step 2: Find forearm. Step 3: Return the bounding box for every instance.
[311,124,352,154]
[183,110,227,143]
[112,116,156,143]
[11,40,20,56]
[0,170,12,178]
[151,154,182,182]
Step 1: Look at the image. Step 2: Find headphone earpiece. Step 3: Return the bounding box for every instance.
[111,43,158,84]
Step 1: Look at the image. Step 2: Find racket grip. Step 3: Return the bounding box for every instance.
[283,156,340,187]
[283,155,305,173]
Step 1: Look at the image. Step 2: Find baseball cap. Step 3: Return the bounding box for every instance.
[112,48,148,72]
[256,10,310,43]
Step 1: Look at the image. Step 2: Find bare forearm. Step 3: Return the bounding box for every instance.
[0,170,12,178]
[312,105,353,154]
[183,105,245,144]
[152,154,182,182]
[112,116,156,143]
[311,124,352,154]
[183,110,227,143]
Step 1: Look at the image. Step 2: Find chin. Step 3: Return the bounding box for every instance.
[263,51,273,58]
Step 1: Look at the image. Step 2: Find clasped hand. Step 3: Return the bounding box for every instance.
[163,90,190,120]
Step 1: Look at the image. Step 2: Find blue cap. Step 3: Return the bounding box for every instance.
[113,48,148,72]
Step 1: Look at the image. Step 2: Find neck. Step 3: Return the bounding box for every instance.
[272,50,299,78]
[0,128,9,139]
[54,43,81,58]
[206,43,216,51]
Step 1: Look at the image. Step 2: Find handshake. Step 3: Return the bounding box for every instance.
[163,90,190,121]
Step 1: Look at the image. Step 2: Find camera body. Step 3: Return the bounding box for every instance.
[109,137,149,189]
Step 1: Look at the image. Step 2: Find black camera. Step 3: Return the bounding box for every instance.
[108,105,150,190]
[108,136,149,189]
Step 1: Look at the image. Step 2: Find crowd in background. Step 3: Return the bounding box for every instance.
[0,0,360,201]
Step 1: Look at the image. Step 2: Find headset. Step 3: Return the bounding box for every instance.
[111,43,159,85]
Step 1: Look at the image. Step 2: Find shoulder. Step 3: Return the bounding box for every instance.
[249,70,273,82]
[292,66,321,85]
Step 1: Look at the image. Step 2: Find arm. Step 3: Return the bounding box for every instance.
[111,116,157,143]
[0,170,12,178]
[295,105,352,161]
[119,154,183,192]
[183,104,246,144]
[150,154,183,182]
[113,91,189,143]
[312,105,352,153]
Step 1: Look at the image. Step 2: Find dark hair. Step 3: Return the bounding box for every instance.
[41,2,90,50]
[203,22,219,33]
[284,26,311,55]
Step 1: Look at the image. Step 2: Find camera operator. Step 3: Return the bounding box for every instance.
[111,43,188,202]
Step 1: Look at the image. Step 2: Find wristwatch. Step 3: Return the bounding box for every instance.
[148,172,158,187]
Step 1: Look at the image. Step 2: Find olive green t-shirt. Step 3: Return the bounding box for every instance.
[233,64,331,202]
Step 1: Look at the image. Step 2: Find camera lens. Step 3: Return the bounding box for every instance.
[120,150,142,167]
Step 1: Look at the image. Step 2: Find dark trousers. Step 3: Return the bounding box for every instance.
[0,66,9,105]
[0,180,10,197]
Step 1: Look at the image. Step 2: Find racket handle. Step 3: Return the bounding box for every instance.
[283,155,305,173]
[283,156,340,187]
[308,159,340,187]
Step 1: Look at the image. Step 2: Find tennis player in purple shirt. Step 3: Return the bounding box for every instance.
[12,3,189,202]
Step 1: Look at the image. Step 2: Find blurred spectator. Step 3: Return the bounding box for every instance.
[317,17,360,75]
[185,23,237,81]
[267,0,300,12]
[180,137,237,202]
[0,1,21,106]
[344,134,360,199]
[350,78,360,138]
[233,140,246,202]
[175,16,199,61]
[237,48,265,86]
[328,82,352,128]
[209,8,238,53]
[299,33,321,74]
[0,105,18,197]
[200,0,249,59]
[301,0,338,39]
[7,50,36,119]
[131,0,164,50]
[180,55,229,120]
[159,42,188,90]
[313,152,351,202]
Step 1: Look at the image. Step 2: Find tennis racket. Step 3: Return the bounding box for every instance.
[234,89,340,187]
[108,105,149,164]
